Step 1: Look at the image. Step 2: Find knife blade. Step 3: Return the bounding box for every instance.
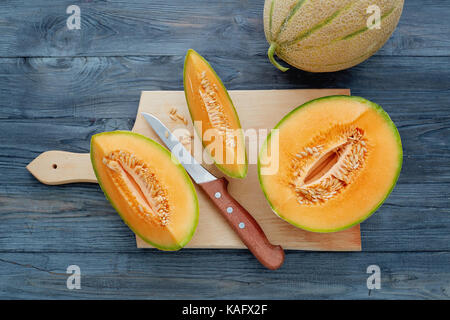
[142,112,216,184]
[141,112,285,270]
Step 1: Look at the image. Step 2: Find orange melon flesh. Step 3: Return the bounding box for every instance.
[258,96,402,232]
[91,131,199,250]
[184,49,248,179]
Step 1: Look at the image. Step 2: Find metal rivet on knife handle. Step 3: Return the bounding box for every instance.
[141,112,285,270]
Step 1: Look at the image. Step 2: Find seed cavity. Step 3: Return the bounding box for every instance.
[291,126,368,205]
[102,150,170,226]
[199,71,236,148]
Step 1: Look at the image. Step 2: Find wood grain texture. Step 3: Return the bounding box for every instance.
[0,0,448,58]
[0,251,449,299]
[0,0,449,299]
[198,178,285,270]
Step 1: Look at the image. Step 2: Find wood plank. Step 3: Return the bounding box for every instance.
[0,0,448,58]
[1,251,449,299]
[0,182,448,253]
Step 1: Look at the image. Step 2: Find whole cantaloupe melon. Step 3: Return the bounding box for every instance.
[263,0,404,72]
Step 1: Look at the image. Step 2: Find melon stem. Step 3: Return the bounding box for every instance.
[268,43,289,72]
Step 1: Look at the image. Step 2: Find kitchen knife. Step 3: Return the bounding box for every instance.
[141,112,285,270]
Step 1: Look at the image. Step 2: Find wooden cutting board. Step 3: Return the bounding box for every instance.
[28,89,361,251]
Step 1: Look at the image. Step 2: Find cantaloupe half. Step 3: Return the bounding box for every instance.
[91,131,199,250]
[184,49,248,179]
[258,96,402,232]
[264,0,404,72]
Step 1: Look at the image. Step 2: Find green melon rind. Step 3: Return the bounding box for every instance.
[257,96,403,233]
[90,130,199,251]
[183,49,248,179]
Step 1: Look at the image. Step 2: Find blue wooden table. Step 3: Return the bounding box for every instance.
[0,0,449,299]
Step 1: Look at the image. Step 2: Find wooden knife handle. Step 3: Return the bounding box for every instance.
[26,151,97,185]
[199,177,285,270]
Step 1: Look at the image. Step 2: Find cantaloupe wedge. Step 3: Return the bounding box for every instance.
[184,49,248,179]
[259,96,402,232]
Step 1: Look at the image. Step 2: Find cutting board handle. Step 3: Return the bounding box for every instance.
[26,151,97,185]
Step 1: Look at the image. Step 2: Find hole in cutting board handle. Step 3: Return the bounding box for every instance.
[52,164,58,169]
